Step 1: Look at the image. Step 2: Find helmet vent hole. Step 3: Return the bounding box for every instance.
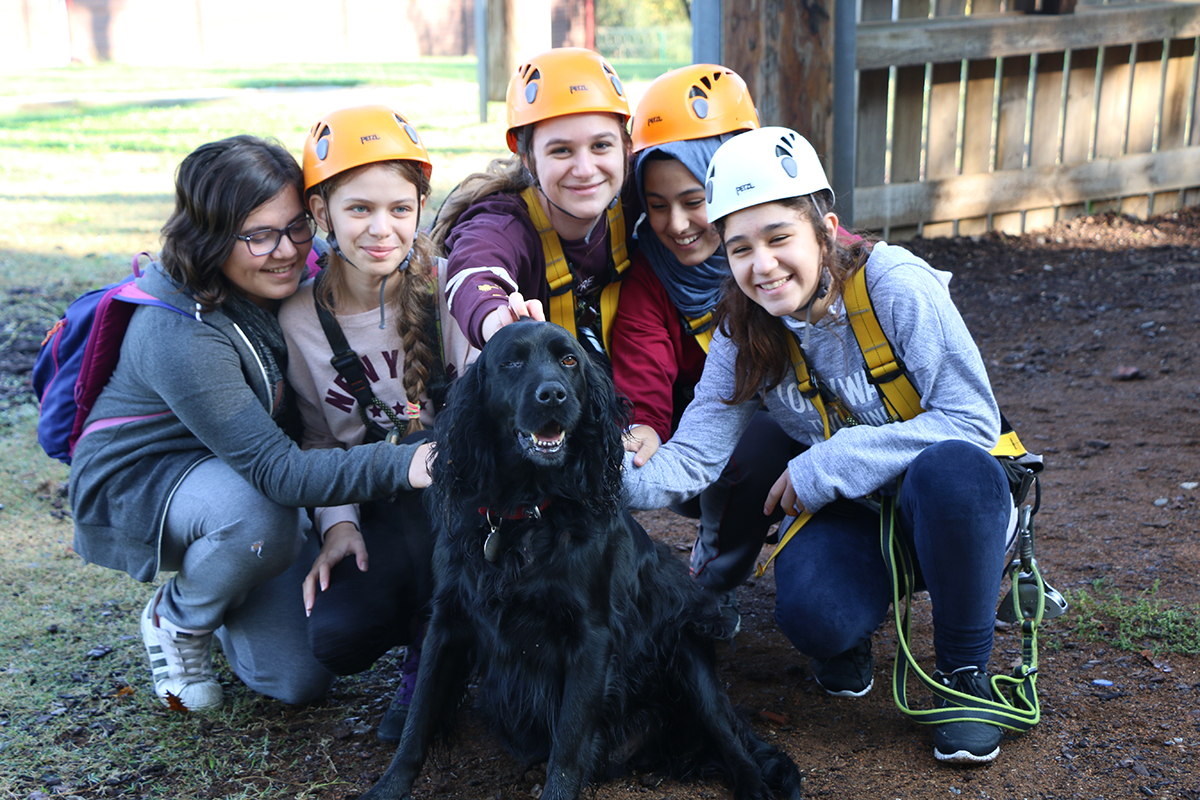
[775,144,791,158]
[688,86,708,99]
[316,125,332,161]
[700,76,712,90]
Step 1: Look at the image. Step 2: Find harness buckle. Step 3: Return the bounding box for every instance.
[865,355,907,385]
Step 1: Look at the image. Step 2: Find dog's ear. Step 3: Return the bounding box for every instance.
[571,353,632,511]
[430,356,495,516]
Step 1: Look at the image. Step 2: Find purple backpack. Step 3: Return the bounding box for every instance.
[33,255,190,464]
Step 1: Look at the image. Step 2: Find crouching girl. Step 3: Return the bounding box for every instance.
[622,127,1017,765]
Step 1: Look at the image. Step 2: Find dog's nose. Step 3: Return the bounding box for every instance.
[536,381,567,407]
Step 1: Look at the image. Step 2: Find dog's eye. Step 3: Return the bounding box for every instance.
[501,361,523,369]
[561,355,578,367]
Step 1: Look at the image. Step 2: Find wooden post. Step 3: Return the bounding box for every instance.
[487,0,552,102]
[692,0,722,64]
[722,0,836,168]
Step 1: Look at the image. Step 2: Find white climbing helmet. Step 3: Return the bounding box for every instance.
[704,126,833,224]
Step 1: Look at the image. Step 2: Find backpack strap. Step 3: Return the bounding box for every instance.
[311,271,400,444]
[519,186,631,354]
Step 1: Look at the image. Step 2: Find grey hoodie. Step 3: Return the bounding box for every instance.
[69,262,422,582]
[621,242,1000,514]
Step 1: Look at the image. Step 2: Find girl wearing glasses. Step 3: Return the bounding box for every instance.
[68,135,435,711]
[278,105,468,742]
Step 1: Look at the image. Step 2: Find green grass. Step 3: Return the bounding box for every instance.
[0,67,511,290]
[1067,578,1200,655]
[0,60,480,97]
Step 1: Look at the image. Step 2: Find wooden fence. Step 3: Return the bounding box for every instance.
[850,0,1200,237]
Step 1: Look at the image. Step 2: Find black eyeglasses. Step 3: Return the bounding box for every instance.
[235,216,316,256]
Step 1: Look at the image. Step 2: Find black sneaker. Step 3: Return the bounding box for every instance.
[811,639,874,697]
[932,666,1003,764]
[377,641,421,743]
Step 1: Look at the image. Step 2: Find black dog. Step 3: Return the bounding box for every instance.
[361,320,802,800]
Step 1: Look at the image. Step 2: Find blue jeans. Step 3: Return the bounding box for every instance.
[773,440,1012,673]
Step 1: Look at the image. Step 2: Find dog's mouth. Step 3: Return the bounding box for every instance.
[518,422,567,457]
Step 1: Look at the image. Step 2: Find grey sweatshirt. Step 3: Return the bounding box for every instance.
[621,242,1000,514]
[68,262,423,582]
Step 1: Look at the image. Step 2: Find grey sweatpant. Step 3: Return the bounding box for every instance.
[158,457,333,705]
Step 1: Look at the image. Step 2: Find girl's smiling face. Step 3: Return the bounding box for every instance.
[221,187,311,309]
[642,157,721,266]
[308,162,424,287]
[526,112,627,240]
[723,200,838,321]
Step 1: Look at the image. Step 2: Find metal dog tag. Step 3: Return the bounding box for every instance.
[482,513,501,563]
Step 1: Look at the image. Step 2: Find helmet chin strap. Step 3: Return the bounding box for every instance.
[797,268,831,350]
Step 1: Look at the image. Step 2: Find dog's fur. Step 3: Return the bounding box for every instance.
[361,320,802,800]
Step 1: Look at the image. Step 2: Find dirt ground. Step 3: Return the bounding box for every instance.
[5,208,1199,799]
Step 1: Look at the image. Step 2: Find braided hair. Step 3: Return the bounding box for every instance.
[312,159,439,436]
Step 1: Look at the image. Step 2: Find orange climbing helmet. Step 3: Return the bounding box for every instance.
[505,47,631,153]
[303,104,433,193]
[631,64,759,154]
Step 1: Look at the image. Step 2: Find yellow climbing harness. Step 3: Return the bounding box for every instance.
[520,186,631,355]
[756,263,1032,578]
[753,261,1051,733]
[684,311,714,353]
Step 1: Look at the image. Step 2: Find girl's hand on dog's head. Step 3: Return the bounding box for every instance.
[623,424,660,467]
[408,441,437,489]
[481,292,547,342]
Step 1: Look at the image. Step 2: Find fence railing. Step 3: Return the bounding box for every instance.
[595,25,691,62]
[848,0,1200,238]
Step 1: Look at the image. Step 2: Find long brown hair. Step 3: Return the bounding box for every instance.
[312,159,438,435]
[161,135,303,311]
[712,191,875,405]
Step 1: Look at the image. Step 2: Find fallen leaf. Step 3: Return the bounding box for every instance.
[759,710,789,725]
[164,691,189,712]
